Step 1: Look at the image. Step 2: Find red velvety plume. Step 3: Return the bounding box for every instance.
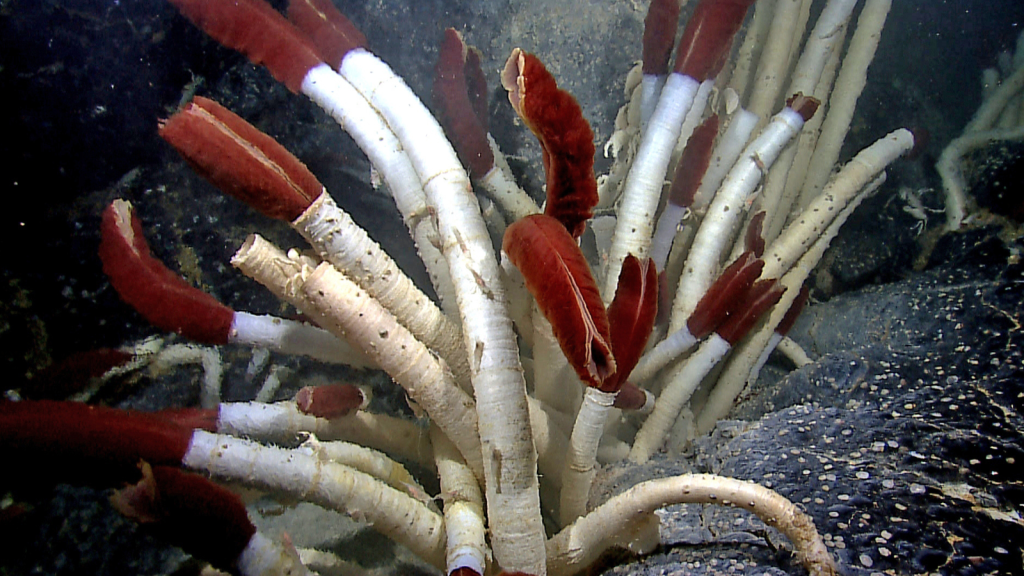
[669,113,719,207]
[787,92,820,122]
[502,49,598,238]
[687,250,763,339]
[296,384,367,419]
[776,285,810,336]
[166,0,323,93]
[287,0,367,67]
[0,400,193,486]
[503,214,616,387]
[112,463,256,570]
[434,28,495,178]
[745,210,766,257]
[159,96,322,222]
[643,0,682,75]
[674,0,756,80]
[716,278,785,345]
[602,255,658,392]
[99,199,235,345]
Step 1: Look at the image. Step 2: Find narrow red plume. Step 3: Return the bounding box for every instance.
[686,250,763,339]
[166,0,323,93]
[503,214,615,387]
[643,0,682,75]
[716,279,785,345]
[112,463,256,570]
[673,0,756,80]
[601,255,658,392]
[99,199,235,345]
[502,49,598,238]
[296,384,367,419]
[776,285,810,336]
[612,382,654,411]
[786,92,820,122]
[434,29,495,178]
[745,211,766,257]
[669,113,719,207]
[287,0,367,67]
[159,96,322,222]
[1,400,194,485]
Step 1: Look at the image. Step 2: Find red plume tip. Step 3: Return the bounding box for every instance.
[296,384,368,419]
[502,49,598,238]
[687,251,763,339]
[602,255,658,392]
[166,0,323,93]
[716,279,786,346]
[776,285,811,336]
[643,0,682,75]
[99,200,235,345]
[745,211,766,257]
[434,29,495,178]
[673,0,756,80]
[786,92,820,122]
[669,114,719,207]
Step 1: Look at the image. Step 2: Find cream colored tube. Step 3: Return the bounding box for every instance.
[295,193,471,390]
[763,129,913,280]
[231,234,374,369]
[302,262,484,482]
[938,124,1024,230]
[432,426,488,576]
[184,431,446,569]
[341,46,546,573]
[746,0,807,123]
[697,174,884,436]
[559,387,616,525]
[797,0,894,211]
[217,402,435,473]
[546,474,836,576]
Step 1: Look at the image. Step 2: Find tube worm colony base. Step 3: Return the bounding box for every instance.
[0,0,950,569]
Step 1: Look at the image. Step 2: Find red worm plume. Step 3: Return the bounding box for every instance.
[503,214,615,388]
[434,28,495,178]
[159,96,323,222]
[602,255,658,392]
[99,199,235,345]
[643,0,682,75]
[287,0,367,67]
[166,0,323,93]
[502,49,598,238]
[674,0,756,80]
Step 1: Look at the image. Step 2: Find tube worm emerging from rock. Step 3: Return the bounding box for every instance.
[502,49,599,238]
[503,214,615,388]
